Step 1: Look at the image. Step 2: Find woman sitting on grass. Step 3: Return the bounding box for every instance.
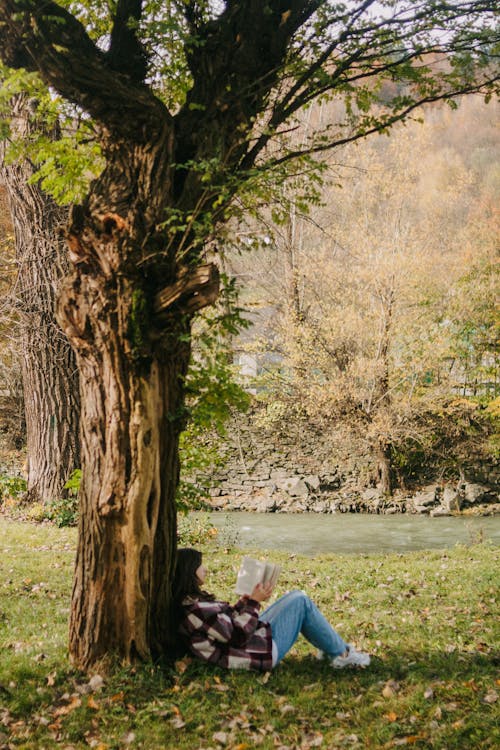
[172,548,370,672]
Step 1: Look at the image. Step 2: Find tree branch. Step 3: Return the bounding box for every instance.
[106,0,148,83]
[0,0,170,140]
[257,75,500,172]
[154,263,220,318]
[174,1,321,175]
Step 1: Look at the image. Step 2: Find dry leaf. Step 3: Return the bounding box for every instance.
[88,675,105,692]
[391,736,421,746]
[47,671,56,687]
[174,658,190,674]
[482,690,498,704]
[53,696,81,717]
[213,731,228,745]
[280,10,291,27]
[433,706,442,720]
[382,680,400,699]
[423,687,434,700]
[170,717,186,729]
[87,696,100,711]
[110,692,124,702]
[385,712,398,723]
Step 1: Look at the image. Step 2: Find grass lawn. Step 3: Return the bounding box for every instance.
[0,516,498,749]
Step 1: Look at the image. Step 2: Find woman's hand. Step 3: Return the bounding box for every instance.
[248,581,274,602]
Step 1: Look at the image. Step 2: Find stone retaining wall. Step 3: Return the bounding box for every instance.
[188,411,499,516]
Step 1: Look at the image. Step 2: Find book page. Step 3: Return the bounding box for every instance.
[235,557,281,596]
[263,562,281,588]
[235,557,266,595]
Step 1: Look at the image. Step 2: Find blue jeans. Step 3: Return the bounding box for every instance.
[260,590,348,664]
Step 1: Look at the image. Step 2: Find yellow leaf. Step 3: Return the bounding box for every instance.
[87,695,100,710]
[385,712,398,722]
[280,10,291,26]
[174,658,190,674]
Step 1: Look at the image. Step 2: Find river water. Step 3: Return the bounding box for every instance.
[207,511,500,555]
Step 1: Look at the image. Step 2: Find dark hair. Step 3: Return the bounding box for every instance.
[172,548,214,605]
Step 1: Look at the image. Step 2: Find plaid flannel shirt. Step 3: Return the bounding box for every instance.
[179,594,273,671]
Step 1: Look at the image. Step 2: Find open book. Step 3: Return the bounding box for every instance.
[235,556,281,596]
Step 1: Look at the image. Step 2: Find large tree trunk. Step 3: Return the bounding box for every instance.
[56,125,200,666]
[0,95,80,502]
[66,324,190,666]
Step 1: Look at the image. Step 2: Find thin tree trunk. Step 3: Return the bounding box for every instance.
[376,437,393,496]
[0,95,80,502]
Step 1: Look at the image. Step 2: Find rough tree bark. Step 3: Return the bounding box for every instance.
[0,95,80,503]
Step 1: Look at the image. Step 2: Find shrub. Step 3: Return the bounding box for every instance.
[177,512,218,546]
[44,469,81,527]
[0,473,27,505]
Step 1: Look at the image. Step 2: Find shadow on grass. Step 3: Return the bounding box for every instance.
[272,648,499,682]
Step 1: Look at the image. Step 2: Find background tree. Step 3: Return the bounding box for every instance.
[0,182,24,446]
[233,98,498,492]
[0,0,497,669]
[0,93,81,503]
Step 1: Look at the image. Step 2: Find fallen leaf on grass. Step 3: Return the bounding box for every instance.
[170,717,186,729]
[88,675,105,692]
[389,735,421,746]
[174,658,191,674]
[47,671,56,687]
[87,696,100,711]
[423,687,434,700]
[53,696,81,717]
[384,712,398,723]
[482,690,498,704]
[382,680,400,698]
[213,730,228,745]
[110,691,124,702]
[463,679,478,691]
[301,733,323,748]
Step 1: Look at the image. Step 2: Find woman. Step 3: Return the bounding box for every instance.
[172,548,370,672]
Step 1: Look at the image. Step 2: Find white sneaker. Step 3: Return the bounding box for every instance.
[331,645,370,669]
